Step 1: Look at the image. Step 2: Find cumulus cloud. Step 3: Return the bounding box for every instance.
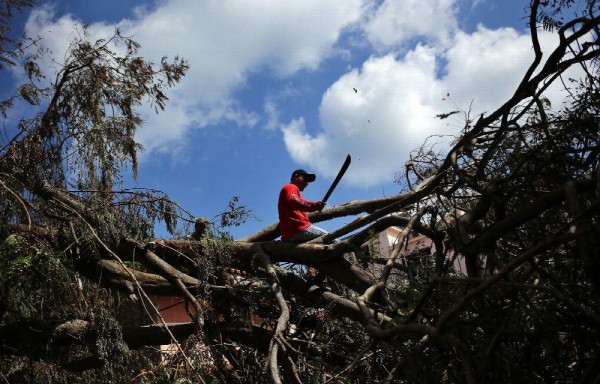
[20,0,365,155]
[123,0,365,154]
[442,26,537,112]
[263,101,280,131]
[284,47,447,186]
[282,117,328,165]
[283,25,578,186]
[365,0,458,49]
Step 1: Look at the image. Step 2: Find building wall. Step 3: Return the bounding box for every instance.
[156,296,196,323]
[362,227,466,275]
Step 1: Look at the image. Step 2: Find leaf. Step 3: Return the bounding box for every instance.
[18,84,40,105]
[435,110,460,119]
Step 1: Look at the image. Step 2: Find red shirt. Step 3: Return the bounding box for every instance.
[278,183,320,241]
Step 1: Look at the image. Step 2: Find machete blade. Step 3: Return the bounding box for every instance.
[322,154,351,203]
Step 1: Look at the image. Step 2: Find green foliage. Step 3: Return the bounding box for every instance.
[0,234,78,320]
[88,309,130,383]
[197,229,233,286]
[215,196,255,229]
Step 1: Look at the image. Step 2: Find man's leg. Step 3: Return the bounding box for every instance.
[287,225,332,290]
[287,225,328,243]
[280,226,327,274]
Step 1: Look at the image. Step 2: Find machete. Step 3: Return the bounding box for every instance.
[322,154,351,204]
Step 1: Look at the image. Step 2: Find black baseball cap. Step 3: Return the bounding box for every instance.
[291,169,316,182]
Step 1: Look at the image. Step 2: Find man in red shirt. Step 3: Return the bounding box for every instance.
[278,169,332,290]
[278,169,327,242]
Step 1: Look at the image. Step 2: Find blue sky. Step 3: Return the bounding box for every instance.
[4,0,584,239]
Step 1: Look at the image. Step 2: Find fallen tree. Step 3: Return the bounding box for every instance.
[1,1,600,383]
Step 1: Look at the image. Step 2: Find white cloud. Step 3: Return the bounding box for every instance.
[123,0,366,155]
[20,0,365,156]
[442,25,536,113]
[365,0,458,49]
[282,117,328,165]
[136,99,259,156]
[130,0,364,78]
[443,25,581,115]
[284,47,448,186]
[263,101,280,131]
[283,24,581,187]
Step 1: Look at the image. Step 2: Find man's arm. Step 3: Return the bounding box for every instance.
[284,186,322,212]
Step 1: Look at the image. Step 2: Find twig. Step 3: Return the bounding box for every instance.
[0,179,32,230]
[325,340,376,383]
[274,336,302,384]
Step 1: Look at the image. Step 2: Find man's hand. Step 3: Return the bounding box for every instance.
[316,201,326,212]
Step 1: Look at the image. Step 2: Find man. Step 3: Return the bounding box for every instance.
[278,169,330,289]
[278,169,327,243]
